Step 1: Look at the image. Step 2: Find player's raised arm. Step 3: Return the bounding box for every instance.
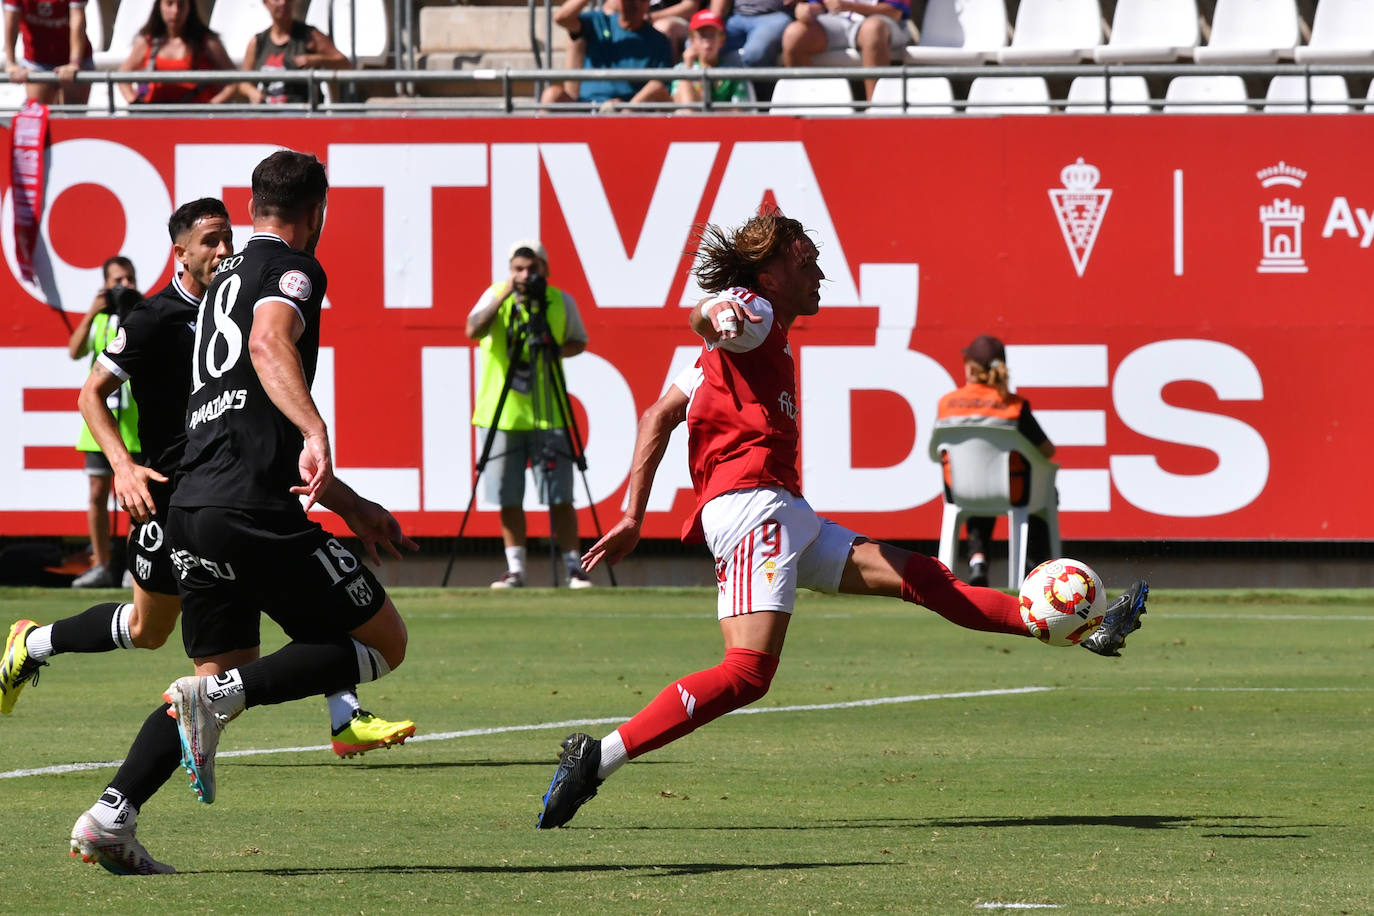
[582,385,690,571]
[690,292,765,344]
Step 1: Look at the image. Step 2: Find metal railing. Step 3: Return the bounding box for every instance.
[7,63,1374,116]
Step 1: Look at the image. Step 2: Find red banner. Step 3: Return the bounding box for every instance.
[0,116,1367,541]
[8,100,47,283]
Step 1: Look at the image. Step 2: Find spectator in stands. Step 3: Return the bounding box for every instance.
[239,0,350,105]
[543,0,671,110]
[3,0,93,105]
[672,10,750,107]
[716,0,795,69]
[781,0,910,99]
[936,335,1057,587]
[118,0,236,104]
[649,0,701,60]
[68,257,141,589]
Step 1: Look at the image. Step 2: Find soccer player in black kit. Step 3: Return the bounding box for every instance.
[61,161,412,874]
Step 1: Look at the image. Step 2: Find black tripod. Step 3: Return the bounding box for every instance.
[442,282,615,587]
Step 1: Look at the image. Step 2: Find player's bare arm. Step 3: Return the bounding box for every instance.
[248,299,333,508]
[690,294,764,343]
[582,386,689,571]
[77,363,167,523]
[317,477,420,566]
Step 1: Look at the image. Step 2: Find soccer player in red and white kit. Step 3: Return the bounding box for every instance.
[536,208,1149,828]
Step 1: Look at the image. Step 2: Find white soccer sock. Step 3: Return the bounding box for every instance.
[326,689,362,730]
[351,638,391,684]
[597,729,628,780]
[505,545,526,575]
[563,550,581,574]
[89,786,136,830]
[24,624,54,662]
[203,670,247,719]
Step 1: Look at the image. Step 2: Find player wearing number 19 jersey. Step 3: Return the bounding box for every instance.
[535,209,1150,829]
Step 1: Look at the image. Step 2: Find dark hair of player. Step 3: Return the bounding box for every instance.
[102,256,136,285]
[167,198,230,243]
[690,207,810,294]
[251,150,329,222]
[139,0,216,45]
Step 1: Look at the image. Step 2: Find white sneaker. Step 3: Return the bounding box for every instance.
[163,676,226,804]
[70,811,175,875]
[71,565,115,588]
[568,569,594,589]
[490,571,525,589]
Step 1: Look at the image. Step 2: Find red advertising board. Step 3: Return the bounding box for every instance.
[1,116,1367,540]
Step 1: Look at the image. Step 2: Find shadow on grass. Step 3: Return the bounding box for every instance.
[231,758,673,770]
[191,860,888,878]
[837,814,1316,838]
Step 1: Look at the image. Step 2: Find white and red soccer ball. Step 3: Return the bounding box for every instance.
[1018,558,1106,646]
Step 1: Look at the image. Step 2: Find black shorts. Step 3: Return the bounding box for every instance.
[127,480,177,596]
[167,505,386,659]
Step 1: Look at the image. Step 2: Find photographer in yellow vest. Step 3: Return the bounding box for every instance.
[466,240,591,588]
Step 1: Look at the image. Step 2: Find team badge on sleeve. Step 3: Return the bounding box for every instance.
[279,270,313,300]
[106,327,127,354]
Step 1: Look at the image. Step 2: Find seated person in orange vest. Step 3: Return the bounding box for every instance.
[936,334,1055,587]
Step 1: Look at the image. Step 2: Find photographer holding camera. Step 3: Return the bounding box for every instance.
[466,239,591,588]
[66,256,143,588]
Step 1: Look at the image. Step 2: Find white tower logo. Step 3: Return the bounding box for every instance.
[1049,158,1112,278]
[1257,161,1308,274]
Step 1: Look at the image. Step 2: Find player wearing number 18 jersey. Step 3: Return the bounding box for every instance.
[535,209,1150,829]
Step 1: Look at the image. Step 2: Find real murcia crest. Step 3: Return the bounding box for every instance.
[1049,158,1112,277]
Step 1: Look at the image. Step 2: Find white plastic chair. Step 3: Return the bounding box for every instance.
[1192,0,1299,64]
[1093,0,1198,63]
[1162,75,1249,112]
[1262,75,1351,113]
[83,0,106,53]
[867,76,955,115]
[965,76,1052,114]
[1064,75,1152,113]
[1295,0,1374,63]
[928,424,1061,589]
[210,0,275,66]
[85,76,131,116]
[327,0,391,62]
[768,78,855,115]
[997,0,1102,65]
[903,0,1008,65]
[94,0,154,68]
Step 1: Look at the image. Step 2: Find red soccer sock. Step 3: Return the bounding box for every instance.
[899,552,1029,637]
[618,647,780,759]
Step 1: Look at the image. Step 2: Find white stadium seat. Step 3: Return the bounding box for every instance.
[1162,75,1249,113]
[94,0,154,69]
[210,0,275,67]
[326,0,391,62]
[867,77,955,115]
[83,0,106,53]
[1064,76,1152,114]
[1295,0,1374,64]
[902,0,1007,65]
[768,78,855,115]
[1192,0,1299,64]
[997,0,1102,65]
[966,76,1052,115]
[1093,0,1198,63]
[1262,75,1352,113]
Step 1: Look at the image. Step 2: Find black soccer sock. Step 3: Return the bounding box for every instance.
[109,703,183,811]
[238,638,373,709]
[50,602,132,654]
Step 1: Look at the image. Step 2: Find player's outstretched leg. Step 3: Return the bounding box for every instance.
[331,709,417,758]
[70,801,176,876]
[0,619,46,715]
[537,733,604,829]
[1080,580,1148,657]
[163,676,227,804]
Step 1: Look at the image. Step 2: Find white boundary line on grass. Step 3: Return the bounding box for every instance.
[4,684,1369,782]
[0,686,1053,780]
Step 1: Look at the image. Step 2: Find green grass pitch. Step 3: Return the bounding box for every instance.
[0,586,1370,913]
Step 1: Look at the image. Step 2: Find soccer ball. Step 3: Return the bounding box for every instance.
[1018,558,1106,646]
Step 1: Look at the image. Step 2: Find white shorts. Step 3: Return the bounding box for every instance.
[700,488,861,620]
[816,13,910,51]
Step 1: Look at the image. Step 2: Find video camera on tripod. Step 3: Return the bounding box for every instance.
[508,270,556,394]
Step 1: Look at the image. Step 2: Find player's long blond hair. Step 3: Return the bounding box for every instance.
[967,359,1012,401]
[691,208,809,293]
